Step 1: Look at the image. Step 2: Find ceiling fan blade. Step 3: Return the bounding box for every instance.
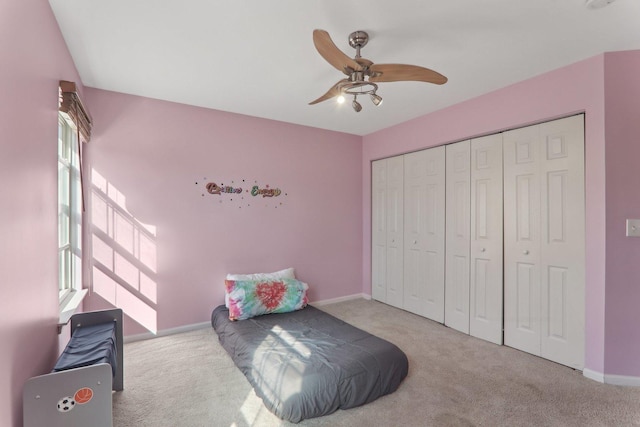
[313,29,363,74]
[309,79,348,105]
[355,57,374,68]
[369,64,448,85]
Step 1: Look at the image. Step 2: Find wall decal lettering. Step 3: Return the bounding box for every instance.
[207,182,243,195]
[197,178,287,208]
[251,185,281,198]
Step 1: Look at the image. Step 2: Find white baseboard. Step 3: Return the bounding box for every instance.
[311,293,370,306]
[583,368,605,383]
[124,321,211,344]
[583,368,640,387]
[603,373,640,387]
[124,294,372,343]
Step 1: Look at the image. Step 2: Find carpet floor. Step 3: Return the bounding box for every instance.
[113,299,640,426]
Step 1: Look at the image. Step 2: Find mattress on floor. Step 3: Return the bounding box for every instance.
[211,304,408,423]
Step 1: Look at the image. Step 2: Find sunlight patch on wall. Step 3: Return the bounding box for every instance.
[139,271,157,304]
[92,267,157,333]
[92,235,113,267]
[91,168,158,333]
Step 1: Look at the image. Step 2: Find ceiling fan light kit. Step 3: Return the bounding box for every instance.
[352,96,363,112]
[309,29,447,112]
[370,93,383,106]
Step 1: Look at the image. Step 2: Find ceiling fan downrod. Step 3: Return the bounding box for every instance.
[348,31,369,59]
[344,32,381,111]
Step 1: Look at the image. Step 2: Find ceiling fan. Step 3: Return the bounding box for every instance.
[309,29,448,112]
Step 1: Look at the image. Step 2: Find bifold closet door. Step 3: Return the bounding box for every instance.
[469,134,503,345]
[403,147,446,321]
[371,159,387,302]
[445,140,471,333]
[503,115,585,370]
[371,156,404,308]
[503,123,542,355]
[385,156,405,309]
[539,116,585,369]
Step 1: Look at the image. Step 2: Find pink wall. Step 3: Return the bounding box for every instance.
[1,6,638,427]
[82,88,363,336]
[604,51,640,376]
[362,55,609,375]
[0,1,83,426]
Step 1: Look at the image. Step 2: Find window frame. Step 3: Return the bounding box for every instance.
[58,111,87,322]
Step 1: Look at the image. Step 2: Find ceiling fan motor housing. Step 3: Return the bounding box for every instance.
[348,31,369,49]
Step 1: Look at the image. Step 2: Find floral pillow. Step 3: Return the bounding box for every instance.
[225,279,309,321]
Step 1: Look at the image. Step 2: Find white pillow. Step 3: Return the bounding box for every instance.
[224,268,296,307]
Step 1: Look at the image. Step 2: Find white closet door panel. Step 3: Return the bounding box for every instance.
[386,156,404,309]
[403,148,445,321]
[504,115,585,369]
[469,133,504,345]
[445,140,471,333]
[371,243,387,301]
[403,152,425,315]
[422,146,446,322]
[371,160,387,302]
[539,115,585,370]
[504,124,542,356]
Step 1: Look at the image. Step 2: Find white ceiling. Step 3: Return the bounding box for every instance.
[48,0,640,136]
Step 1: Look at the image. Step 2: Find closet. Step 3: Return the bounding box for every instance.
[443,135,503,344]
[371,155,404,308]
[403,147,445,320]
[503,115,585,370]
[443,140,471,333]
[371,151,446,319]
[371,114,585,369]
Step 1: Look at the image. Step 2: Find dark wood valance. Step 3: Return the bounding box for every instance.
[59,80,92,142]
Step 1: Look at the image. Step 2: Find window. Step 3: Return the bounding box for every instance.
[58,81,92,324]
[58,113,82,307]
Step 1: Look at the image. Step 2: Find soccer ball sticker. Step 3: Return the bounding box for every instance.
[57,396,76,413]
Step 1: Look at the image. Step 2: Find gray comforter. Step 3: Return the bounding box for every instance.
[211,304,408,423]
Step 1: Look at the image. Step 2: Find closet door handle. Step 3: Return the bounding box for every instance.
[523,250,530,255]
[480,248,486,252]
[413,240,418,244]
